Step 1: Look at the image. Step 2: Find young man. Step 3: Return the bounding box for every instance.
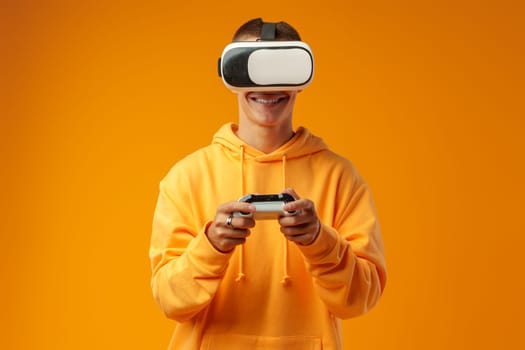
[149,18,387,350]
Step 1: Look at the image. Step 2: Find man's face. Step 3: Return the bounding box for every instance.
[234,34,299,129]
[237,90,298,128]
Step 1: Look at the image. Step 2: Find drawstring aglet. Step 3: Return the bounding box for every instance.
[236,272,246,282]
[280,275,291,286]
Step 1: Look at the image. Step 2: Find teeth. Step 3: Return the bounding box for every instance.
[254,98,281,104]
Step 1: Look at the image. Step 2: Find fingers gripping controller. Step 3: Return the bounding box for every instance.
[233,194,297,220]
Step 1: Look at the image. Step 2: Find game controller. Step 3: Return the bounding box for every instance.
[233,193,297,220]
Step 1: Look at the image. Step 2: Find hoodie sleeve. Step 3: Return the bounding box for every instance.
[297,168,387,320]
[149,166,233,322]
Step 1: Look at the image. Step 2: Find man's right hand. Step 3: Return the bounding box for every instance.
[206,201,256,253]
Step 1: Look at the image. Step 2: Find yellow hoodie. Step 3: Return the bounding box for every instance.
[150,123,386,350]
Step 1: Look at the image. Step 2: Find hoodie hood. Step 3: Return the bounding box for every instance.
[212,123,328,162]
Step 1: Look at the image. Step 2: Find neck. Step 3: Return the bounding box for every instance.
[236,123,294,154]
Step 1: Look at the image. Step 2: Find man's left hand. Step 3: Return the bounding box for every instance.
[278,188,321,245]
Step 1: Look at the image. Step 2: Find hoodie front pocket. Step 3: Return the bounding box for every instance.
[201,333,322,350]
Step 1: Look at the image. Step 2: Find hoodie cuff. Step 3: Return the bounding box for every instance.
[297,224,346,264]
[187,221,234,275]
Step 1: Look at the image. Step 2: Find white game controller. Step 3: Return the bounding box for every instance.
[233,193,297,220]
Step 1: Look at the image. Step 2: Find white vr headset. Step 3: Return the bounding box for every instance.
[218,41,314,91]
[218,21,314,92]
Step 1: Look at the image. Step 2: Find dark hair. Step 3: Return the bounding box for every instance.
[232,18,301,41]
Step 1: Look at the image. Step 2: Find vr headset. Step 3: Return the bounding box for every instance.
[218,22,314,91]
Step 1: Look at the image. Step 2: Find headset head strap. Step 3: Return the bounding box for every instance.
[260,22,277,41]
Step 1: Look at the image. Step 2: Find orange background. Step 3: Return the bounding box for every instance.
[2,0,524,349]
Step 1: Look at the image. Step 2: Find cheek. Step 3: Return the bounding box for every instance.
[237,94,259,120]
[236,93,244,104]
[286,94,298,109]
[237,93,249,110]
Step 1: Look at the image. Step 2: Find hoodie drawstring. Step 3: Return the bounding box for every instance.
[240,145,246,197]
[236,146,246,282]
[281,154,291,285]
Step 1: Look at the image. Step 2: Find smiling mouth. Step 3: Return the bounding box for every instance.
[253,97,283,104]
[249,94,288,105]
